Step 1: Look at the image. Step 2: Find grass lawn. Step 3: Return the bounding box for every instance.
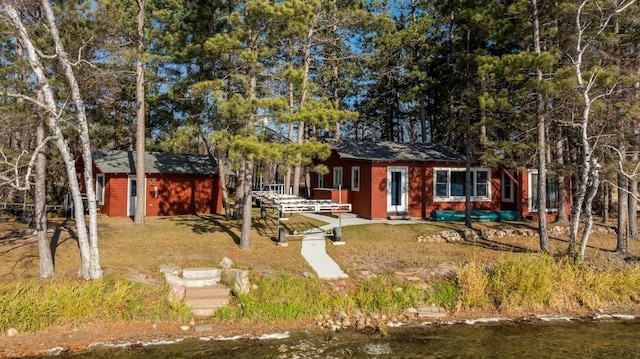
[1,211,637,284]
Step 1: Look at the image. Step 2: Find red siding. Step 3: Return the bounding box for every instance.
[369,165,388,219]
[519,169,571,221]
[311,151,377,219]
[98,173,221,217]
[315,148,574,220]
[102,174,129,217]
[77,154,223,218]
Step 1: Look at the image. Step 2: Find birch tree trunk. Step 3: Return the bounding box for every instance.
[579,159,600,258]
[568,1,594,257]
[629,141,639,240]
[41,0,101,279]
[3,0,101,279]
[568,0,635,259]
[134,0,146,225]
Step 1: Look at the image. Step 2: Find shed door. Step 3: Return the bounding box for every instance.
[128,176,137,216]
[387,166,408,213]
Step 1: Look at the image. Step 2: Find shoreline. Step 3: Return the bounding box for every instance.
[2,307,639,358]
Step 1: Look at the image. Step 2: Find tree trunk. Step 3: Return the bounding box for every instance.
[234,157,245,219]
[239,156,253,249]
[35,95,54,278]
[238,33,260,248]
[555,137,568,223]
[602,182,610,223]
[292,20,316,197]
[41,0,101,278]
[579,159,600,258]
[4,1,98,279]
[285,79,295,194]
[617,172,629,253]
[134,0,146,225]
[532,0,550,253]
[464,131,472,229]
[215,148,232,219]
[629,150,638,240]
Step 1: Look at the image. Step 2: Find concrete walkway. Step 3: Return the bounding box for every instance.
[299,213,425,279]
[300,233,348,279]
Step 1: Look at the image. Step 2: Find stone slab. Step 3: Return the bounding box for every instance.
[183,277,220,287]
[183,267,222,279]
[195,325,214,333]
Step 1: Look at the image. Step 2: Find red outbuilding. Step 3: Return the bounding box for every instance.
[311,140,570,221]
[76,150,226,217]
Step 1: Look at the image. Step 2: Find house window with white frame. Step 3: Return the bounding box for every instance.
[351,166,360,191]
[96,173,105,205]
[317,173,324,188]
[434,168,491,201]
[501,170,515,203]
[528,170,560,212]
[333,167,343,189]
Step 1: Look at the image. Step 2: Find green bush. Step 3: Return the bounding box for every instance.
[351,276,423,313]
[234,273,332,322]
[427,283,459,310]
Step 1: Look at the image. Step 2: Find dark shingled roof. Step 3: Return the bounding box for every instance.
[92,150,223,175]
[331,140,465,163]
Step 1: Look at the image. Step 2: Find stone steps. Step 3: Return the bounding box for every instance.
[388,213,410,220]
[182,268,230,318]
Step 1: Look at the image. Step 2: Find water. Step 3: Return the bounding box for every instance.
[39,319,640,358]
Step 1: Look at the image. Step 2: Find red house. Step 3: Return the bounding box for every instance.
[311,140,570,221]
[76,150,225,217]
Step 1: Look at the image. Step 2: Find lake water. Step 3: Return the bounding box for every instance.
[37,317,640,358]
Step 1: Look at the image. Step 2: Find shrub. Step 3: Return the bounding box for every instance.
[456,263,490,309]
[491,255,554,310]
[427,282,459,311]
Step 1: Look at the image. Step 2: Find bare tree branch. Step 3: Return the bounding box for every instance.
[0,134,60,191]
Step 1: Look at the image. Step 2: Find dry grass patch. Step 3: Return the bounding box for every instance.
[326,219,640,280]
[0,212,325,284]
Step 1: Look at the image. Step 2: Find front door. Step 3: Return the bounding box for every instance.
[387,166,408,213]
[128,176,137,216]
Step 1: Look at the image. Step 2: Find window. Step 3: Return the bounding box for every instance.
[351,166,360,191]
[317,173,324,188]
[96,174,105,205]
[529,170,560,212]
[501,170,515,203]
[434,168,491,201]
[332,167,343,189]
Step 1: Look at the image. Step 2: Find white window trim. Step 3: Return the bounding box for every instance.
[528,169,559,213]
[433,167,492,202]
[317,173,324,189]
[501,170,515,203]
[351,166,360,191]
[96,173,105,205]
[333,167,343,189]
